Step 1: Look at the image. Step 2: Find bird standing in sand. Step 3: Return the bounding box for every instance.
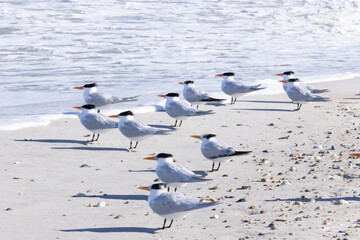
[215,72,266,104]
[137,183,221,229]
[191,134,252,172]
[144,153,212,192]
[72,104,118,142]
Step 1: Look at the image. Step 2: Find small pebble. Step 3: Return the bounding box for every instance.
[96,201,107,208]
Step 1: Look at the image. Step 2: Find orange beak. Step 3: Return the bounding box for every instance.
[108,115,119,118]
[72,106,81,110]
[215,74,222,77]
[137,186,150,191]
[278,80,287,83]
[190,135,201,139]
[157,94,166,98]
[349,153,360,158]
[143,156,157,160]
[177,82,184,85]
[73,86,83,90]
[275,73,283,76]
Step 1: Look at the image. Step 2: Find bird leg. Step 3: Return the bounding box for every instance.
[293,103,302,111]
[215,163,221,171]
[167,220,174,228]
[129,141,133,149]
[95,134,100,141]
[179,120,182,127]
[134,141,138,149]
[88,134,95,142]
[209,162,215,172]
[174,188,177,192]
[233,98,237,104]
[173,120,178,127]
[160,219,167,229]
[196,105,199,109]
[167,187,170,192]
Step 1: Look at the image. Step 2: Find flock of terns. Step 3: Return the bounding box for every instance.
[71,71,332,229]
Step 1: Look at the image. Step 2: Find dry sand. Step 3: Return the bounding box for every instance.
[1,78,360,240]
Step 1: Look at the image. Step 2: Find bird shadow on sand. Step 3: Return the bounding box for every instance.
[61,226,157,234]
[72,193,147,201]
[266,196,360,203]
[234,108,293,112]
[128,169,156,173]
[127,170,208,176]
[52,146,129,151]
[14,139,88,145]
[343,97,360,100]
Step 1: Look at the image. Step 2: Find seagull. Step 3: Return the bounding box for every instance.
[72,104,118,142]
[177,81,225,109]
[278,78,330,111]
[191,134,251,172]
[108,111,170,149]
[73,83,139,108]
[144,153,212,192]
[215,72,266,104]
[275,71,329,94]
[137,183,221,229]
[158,93,214,127]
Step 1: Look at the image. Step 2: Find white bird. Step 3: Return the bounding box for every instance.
[191,134,251,172]
[72,104,118,142]
[137,183,221,229]
[108,111,170,149]
[158,93,214,127]
[144,153,212,192]
[177,81,225,109]
[275,71,329,94]
[215,72,266,104]
[278,78,330,111]
[73,83,139,108]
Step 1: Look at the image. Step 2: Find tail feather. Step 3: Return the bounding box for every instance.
[311,96,331,102]
[250,85,266,91]
[195,110,214,116]
[193,201,221,210]
[233,150,252,156]
[311,89,329,94]
[201,97,226,102]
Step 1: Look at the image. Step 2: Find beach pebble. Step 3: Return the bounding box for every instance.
[13,161,21,165]
[145,212,151,216]
[260,178,270,182]
[209,184,220,190]
[334,199,349,205]
[289,166,296,172]
[268,123,276,126]
[249,205,256,210]
[281,181,292,186]
[96,201,107,207]
[236,198,246,203]
[13,176,20,180]
[211,214,219,219]
[80,164,90,168]
[261,158,270,164]
[5,208,12,211]
[114,215,124,219]
[294,201,303,206]
[323,220,331,225]
[268,222,277,230]
[315,206,323,210]
[314,145,323,149]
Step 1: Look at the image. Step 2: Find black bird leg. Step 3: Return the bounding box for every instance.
[173,120,177,127]
[215,163,221,171]
[167,187,170,192]
[196,105,199,109]
[174,188,177,192]
[129,141,133,149]
[179,120,182,127]
[210,162,215,172]
[95,134,100,141]
[134,141,138,149]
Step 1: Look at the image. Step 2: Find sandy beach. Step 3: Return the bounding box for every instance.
[2,78,360,240]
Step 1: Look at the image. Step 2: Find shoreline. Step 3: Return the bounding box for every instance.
[1,76,358,132]
[2,77,360,239]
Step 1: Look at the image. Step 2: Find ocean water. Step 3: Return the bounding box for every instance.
[1,0,360,130]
